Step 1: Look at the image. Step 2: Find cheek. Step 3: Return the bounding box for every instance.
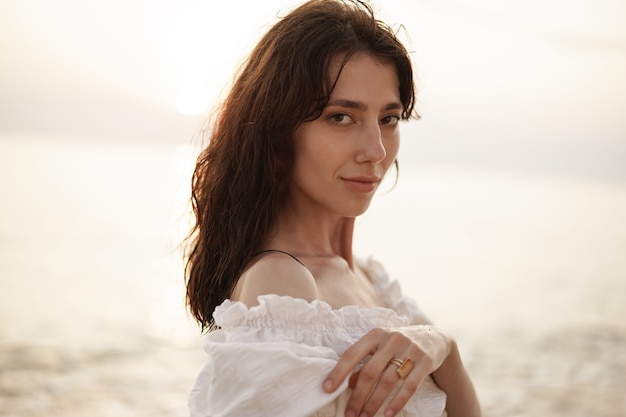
[291,141,335,187]
[293,129,340,170]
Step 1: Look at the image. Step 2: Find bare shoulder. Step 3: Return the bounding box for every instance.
[233,252,319,307]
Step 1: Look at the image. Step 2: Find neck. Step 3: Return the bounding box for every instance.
[267,204,356,269]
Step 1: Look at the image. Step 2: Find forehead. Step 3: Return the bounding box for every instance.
[328,52,400,104]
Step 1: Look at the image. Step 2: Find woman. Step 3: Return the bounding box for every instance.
[185,1,480,416]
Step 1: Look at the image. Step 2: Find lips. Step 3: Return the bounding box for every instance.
[341,176,381,193]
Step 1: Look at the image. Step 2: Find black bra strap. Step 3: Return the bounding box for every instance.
[255,249,306,267]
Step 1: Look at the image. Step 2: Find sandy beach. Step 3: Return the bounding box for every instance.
[1,136,625,416]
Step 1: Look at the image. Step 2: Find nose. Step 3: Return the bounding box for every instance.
[356,120,386,163]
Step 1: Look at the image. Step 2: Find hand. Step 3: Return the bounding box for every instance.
[322,325,453,417]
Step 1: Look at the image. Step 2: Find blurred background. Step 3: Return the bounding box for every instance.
[1,0,625,416]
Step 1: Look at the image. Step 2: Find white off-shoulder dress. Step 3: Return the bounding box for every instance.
[189,258,447,417]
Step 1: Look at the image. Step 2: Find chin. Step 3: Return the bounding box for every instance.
[342,202,373,218]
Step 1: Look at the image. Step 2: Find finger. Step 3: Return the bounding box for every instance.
[384,377,424,417]
[344,352,391,416]
[356,361,403,417]
[384,357,432,417]
[348,370,360,389]
[346,335,409,416]
[323,329,383,392]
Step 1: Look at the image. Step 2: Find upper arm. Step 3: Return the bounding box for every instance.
[233,254,319,307]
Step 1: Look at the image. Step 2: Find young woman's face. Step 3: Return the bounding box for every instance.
[289,52,402,218]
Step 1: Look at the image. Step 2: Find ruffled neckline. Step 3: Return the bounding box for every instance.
[212,256,426,330]
[214,294,411,331]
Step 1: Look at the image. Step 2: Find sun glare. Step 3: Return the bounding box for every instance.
[175,75,211,116]
[168,2,272,116]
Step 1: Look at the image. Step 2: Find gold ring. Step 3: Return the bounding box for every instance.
[396,358,414,380]
[389,358,404,368]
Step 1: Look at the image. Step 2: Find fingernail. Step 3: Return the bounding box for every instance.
[385,410,395,417]
[358,412,369,417]
[323,379,333,391]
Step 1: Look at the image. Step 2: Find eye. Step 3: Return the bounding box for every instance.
[380,115,400,126]
[328,113,353,125]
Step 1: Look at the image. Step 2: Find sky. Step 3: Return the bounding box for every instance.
[1,0,625,178]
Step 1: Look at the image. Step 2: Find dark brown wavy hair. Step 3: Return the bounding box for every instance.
[185,0,417,329]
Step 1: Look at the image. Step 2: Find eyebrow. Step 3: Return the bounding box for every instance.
[326,99,403,112]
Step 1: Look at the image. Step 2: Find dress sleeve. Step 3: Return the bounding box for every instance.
[188,296,363,417]
[188,296,446,417]
[189,339,348,417]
